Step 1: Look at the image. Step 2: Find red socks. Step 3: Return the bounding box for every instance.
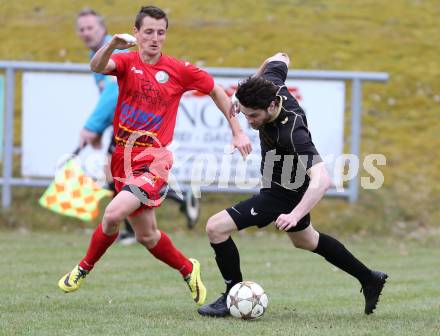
[148,231,193,277]
[79,223,119,272]
[78,226,192,278]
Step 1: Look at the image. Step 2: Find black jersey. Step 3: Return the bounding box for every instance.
[259,61,322,192]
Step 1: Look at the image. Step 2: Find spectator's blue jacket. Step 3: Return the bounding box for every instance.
[84,35,127,134]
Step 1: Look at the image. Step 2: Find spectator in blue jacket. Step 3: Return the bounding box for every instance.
[76,8,135,245]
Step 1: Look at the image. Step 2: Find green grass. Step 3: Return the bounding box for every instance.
[1,230,439,335]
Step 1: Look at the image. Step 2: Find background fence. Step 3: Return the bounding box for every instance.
[0,60,388,209]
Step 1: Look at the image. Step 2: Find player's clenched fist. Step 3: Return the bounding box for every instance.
[266,52,290,67]
[110,33,137,50]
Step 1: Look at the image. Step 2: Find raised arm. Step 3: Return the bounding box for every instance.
[90,34,136,73]
[209,84,252,159]
[254,52,290,77]
[231,52,291,117]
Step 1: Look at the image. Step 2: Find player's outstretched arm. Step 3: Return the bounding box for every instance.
[209,84,252,159]
[275,162,331,231]
[90,34,136,74]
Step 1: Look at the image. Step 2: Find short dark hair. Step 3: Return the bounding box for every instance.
[135,6,168,30]
[76,8,106,28]
[235,76,278,110]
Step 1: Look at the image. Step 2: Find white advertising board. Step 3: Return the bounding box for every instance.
[22,72,344,189]
[171,78,345,189]
[22,72,111,182]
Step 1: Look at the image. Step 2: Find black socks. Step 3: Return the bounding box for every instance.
[211,236,243,292]
[211,232,372,294]
[313,232,373,284]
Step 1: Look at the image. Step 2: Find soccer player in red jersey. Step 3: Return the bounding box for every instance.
[58,6,252,306]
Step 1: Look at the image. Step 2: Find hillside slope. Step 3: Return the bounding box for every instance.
[0,0,439,234]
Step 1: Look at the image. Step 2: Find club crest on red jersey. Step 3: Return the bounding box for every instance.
[155,70,169,84]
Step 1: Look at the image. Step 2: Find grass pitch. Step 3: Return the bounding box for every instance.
[1,230,439,336]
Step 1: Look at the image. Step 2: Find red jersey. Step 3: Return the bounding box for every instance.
[110,51,214,148]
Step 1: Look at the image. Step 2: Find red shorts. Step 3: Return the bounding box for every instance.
[111,145,173,214]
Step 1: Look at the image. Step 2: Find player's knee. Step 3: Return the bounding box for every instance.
[291,236,316,251]
[292,240,311,250]
[102,207,125,227]
[289,226,319,251]
[136,230,160,249]
[205,216,220,238]
[206,213,229,241]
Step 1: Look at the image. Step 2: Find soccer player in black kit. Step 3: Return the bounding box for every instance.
[198,53,388,317]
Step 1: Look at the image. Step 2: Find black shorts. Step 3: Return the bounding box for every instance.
[107,133,116,155]
[226,186,310,232]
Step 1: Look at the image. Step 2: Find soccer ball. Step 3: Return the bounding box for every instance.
[226,281,268,320]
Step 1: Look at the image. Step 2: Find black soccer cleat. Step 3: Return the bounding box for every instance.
[197,293,229,317]
[361,270,388,315]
